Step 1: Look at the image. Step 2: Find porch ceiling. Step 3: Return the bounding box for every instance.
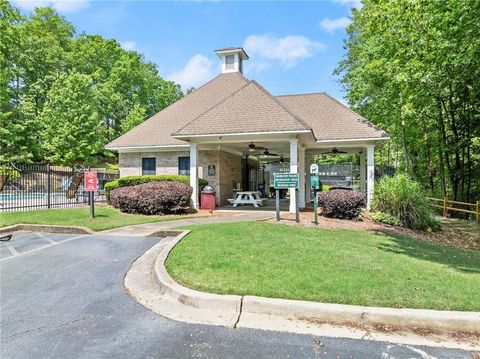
[200,141,367,159]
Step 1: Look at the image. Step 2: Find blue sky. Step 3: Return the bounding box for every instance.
[13,0,361,102]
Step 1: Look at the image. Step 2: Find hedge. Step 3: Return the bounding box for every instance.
[110,182,192,215]
[105,175,208,202]
[317,189,366,220]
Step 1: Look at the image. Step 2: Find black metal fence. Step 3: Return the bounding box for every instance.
[0,164,119,212]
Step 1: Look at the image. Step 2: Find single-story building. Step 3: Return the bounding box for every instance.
[106,47,389,212]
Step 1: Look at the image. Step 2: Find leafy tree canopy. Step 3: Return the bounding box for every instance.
[337,0,480,201]
[0,0,183,165]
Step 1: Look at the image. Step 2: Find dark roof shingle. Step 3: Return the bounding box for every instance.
[106,73,249,148]
[277,93,388,141]
[173,81,310,136]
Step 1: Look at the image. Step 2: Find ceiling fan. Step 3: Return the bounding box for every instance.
[247,142,266,152]
[261,148,280,158]
[320,147,348,155]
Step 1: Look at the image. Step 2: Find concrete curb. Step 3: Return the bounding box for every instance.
[126,230,480,350]
[153,230,242,327]
[241,295,480,333]
[0,224,94,235]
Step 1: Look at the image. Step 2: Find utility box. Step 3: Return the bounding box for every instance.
[200,185,216,210]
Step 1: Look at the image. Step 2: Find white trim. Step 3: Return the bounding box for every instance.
[190,143,199,210]
[173,129,311,139]
[366,145,375,209]
[360,151,366,193]
[298,146,306,208]
[289,138,298,213]
[107,145,189,153]
[315,137,389,144]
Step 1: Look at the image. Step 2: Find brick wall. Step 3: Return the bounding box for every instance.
[218,151,242,205]
[119,151,189,177]
[118,149,242,206]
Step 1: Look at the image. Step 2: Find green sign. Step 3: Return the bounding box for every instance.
[310,175,320,190]
[274,173,299,189]
[207,165,216,176]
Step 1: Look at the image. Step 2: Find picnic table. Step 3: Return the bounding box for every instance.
[228,191,265,208]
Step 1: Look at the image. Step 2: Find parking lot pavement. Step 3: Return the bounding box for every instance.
[0,232,474,359]
[0,232,87,260]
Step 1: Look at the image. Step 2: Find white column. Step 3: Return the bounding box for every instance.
[305,154,311,204]
[366,145,375,209]
[298,146,305,208]
[289,139,298,213]
[189,142,199,209]
[360,150,366,193]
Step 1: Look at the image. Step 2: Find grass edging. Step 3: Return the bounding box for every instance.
[0,223,94,235]
[0,207,205,232]
[158,229,480,336]
[166,222,480,311]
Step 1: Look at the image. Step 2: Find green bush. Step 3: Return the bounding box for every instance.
[317,189,366,220]
[105,175,207,202]
[371,174,439,231]
[110,181,192,215]
[369,211,402,226]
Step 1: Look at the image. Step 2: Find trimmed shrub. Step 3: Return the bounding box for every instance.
[317,189,366,219]
[369,211,402,227]
[371,174,439,230]
[105,175,207,202]
[110,181,193,215]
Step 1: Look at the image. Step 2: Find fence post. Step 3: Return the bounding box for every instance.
[443,197,448,217]
[47,163,51,209]
[476,200,479,224]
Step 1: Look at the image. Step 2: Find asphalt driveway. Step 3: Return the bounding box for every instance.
[0,232,474,358]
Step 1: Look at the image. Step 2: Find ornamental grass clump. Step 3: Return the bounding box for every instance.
[317,189,366,220]
[110,181,192,215]
[371,174,439,231]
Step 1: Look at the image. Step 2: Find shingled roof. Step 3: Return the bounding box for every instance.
[106,73,387,149]
[277,93,387,141]
[173,80,310,137]
[106,73,248,148]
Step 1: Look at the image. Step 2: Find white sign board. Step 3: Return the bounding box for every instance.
[310,163,319,175]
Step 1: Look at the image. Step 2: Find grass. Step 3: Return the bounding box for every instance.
[166,222,480,311]
[0,206,197,232]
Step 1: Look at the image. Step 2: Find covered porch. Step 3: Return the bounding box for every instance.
[187,133,383,213]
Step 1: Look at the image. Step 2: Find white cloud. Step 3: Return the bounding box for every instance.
[13,0,90,13]
[332,0,363,9]
[168,54,215,90]
[243,34,325,70]
[120,41,137,51]
[320,17,351,32]
[244,60,271,74]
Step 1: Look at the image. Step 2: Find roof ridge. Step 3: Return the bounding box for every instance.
[248,80,313,132]
[276,92,328,98]
[172,79,253,136]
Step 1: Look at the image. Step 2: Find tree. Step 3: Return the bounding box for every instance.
[39,72,101,165]
[336,0,480,201]
[0,1,183,164]
[0,0,31,162]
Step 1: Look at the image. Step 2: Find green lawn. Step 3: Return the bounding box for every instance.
[0,207,197,232]
[166,222,480,311]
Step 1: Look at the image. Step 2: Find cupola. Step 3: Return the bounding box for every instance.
[214,47,249,74]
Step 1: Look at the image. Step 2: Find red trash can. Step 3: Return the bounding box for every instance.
[200,185,216,210]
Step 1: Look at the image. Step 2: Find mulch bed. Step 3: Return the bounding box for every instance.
[268,210,480,252]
